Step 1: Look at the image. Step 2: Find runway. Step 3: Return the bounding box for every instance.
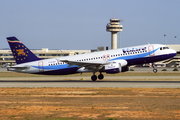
[1,68,180,88]
[0,80,180,88]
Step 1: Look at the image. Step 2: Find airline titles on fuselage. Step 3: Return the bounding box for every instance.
[122,47,147,53]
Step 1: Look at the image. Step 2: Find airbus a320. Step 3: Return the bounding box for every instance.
[7,37,176,81]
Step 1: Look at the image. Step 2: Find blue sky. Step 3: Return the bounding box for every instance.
[0,0,180,50]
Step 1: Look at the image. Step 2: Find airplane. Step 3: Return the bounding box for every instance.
[6,36,177,81]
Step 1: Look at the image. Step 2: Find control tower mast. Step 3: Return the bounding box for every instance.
[106,19,123,49]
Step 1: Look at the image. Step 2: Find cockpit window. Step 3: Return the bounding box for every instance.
[160,47,169,50]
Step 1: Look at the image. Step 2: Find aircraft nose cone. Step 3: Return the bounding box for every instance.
[173,49,176,54]
[171,49,177,56]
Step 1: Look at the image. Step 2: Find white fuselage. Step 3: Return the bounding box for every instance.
[8,44,176,75]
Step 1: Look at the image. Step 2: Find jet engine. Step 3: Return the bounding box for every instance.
[105,60,128,74]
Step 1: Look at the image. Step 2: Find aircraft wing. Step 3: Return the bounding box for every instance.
[59,59,108,71]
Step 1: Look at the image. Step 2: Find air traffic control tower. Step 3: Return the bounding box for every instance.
[106,19,123,49]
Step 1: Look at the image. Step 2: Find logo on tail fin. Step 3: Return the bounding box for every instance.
[16,49,26,56]
[13,44,29,61]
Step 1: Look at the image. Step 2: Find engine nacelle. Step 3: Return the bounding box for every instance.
[77,67,91,73]
[105,60,128,74]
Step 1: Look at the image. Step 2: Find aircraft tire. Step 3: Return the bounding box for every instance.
[91,75,97,81]
[153,69,158,73]
[98,74,104,80]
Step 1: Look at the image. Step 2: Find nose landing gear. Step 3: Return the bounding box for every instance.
[152,63,158,73]
[153,68,158,73]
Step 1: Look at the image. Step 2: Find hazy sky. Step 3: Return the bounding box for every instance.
[0,0,180,50]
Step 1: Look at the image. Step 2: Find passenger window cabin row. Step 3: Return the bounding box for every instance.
[49,50,147,66]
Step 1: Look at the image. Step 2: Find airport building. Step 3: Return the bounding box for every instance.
[0,48,91,66]
[106,19,123,49]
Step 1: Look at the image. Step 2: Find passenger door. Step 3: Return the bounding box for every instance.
[148,45,155,56]
[38,61,44,72]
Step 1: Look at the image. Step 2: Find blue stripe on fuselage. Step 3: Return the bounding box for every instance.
[109,47,159,61]
[32,64,78,70]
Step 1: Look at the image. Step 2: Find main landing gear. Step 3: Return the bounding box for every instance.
[91,72,104,81]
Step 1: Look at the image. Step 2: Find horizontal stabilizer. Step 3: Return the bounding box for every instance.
[7,66,30,72]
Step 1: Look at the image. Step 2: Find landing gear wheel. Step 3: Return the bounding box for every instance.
[98,74,104,80]
[91,75,97,81]
[153,69,158,73]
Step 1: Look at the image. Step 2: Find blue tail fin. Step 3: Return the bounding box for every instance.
[7,37,41,64]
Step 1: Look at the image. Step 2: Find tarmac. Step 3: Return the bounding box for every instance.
[0,67,180,88]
